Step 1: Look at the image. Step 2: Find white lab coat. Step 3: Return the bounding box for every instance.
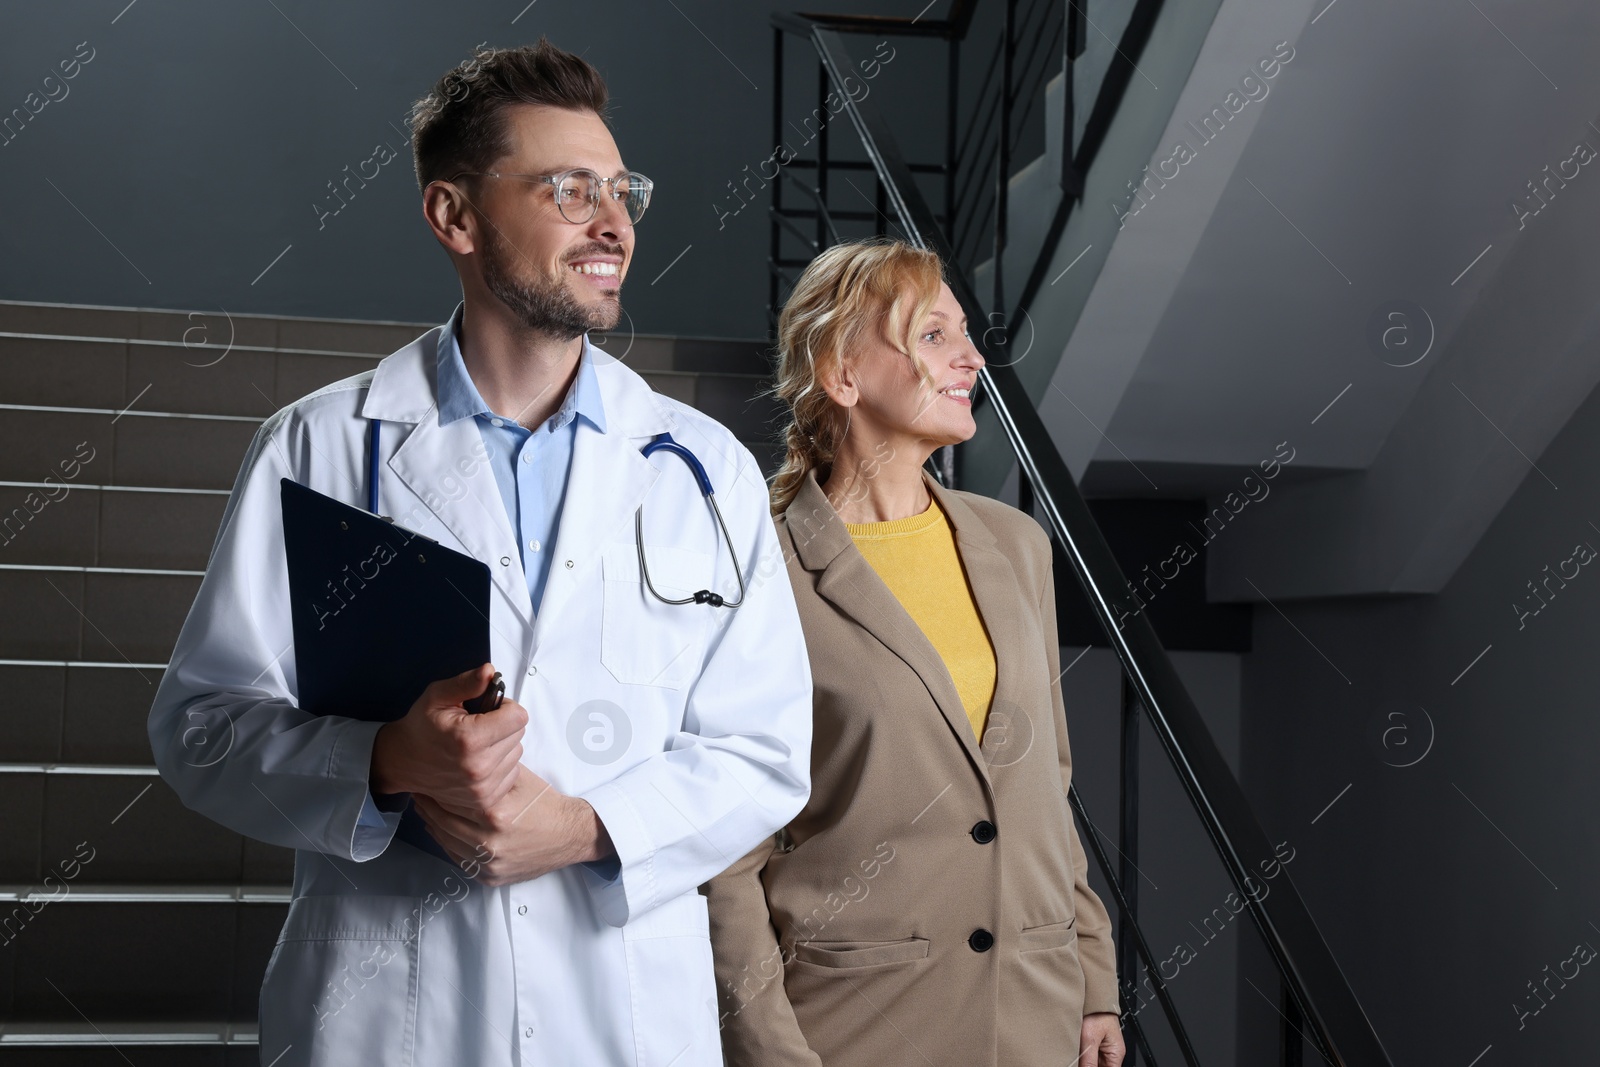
[148,320,813,1067]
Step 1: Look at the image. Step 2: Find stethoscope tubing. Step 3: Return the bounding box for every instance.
[366,420,741,608]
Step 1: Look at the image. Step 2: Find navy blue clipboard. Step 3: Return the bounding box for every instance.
[280,477,491,864]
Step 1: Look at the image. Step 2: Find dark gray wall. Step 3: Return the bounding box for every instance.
[1237,370,1600,1063]
[1064,647,1246,1065]
[0,0,928,339]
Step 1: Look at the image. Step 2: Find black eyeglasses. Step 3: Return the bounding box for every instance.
[450,168,653,225]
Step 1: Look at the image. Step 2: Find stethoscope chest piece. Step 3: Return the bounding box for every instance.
[636,433,744,609]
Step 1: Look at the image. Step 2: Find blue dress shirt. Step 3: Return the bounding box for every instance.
[435,306,607,615]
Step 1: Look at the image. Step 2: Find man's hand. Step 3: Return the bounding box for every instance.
[412,764,615,887]
[369,663,528,814]
[1080,1013,1125,1067]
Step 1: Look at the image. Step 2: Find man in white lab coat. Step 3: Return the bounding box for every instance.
[148,39,813,1066]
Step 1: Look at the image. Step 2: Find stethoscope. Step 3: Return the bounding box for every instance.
[367,419,744,608]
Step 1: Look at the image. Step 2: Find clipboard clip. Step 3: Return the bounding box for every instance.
[462,671,504,714]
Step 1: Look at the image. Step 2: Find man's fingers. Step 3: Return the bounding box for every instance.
[467,697,529,741]
[482,745,525,804]
[448,702,528,770]
[426,663,496,710]
[462,731,523,801]
[415,795,482,855]
[428,748,520,822]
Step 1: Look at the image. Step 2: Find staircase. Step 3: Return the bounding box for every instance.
[0,299,780,1062]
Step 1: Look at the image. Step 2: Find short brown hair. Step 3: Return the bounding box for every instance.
[409,38,609,190]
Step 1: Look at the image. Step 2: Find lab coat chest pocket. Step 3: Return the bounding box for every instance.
[600,542,714,688]
[621,892,719,1066]
[258,895,420,1067]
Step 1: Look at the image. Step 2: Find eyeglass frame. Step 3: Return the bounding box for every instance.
[447,167,654,225]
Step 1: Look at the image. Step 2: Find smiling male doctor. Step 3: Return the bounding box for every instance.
[148,40,812,1067]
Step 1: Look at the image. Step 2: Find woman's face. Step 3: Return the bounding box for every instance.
[837,282,985,454]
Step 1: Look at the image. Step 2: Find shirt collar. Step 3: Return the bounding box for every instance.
[434,303,607,434]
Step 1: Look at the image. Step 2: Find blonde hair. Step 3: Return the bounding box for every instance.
[768,238,945,515]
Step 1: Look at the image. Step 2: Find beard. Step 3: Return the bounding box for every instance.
[479,228,622,339]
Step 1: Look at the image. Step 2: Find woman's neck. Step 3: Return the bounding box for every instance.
[821,437,935,523]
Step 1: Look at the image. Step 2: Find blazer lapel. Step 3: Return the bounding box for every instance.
[788,469,1001,791]
[927,480,1029,769]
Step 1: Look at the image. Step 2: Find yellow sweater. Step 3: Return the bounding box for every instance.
[847,497,998,741]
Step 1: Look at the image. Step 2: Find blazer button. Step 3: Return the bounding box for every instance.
[968,929,994,953]
[971,820,997,844]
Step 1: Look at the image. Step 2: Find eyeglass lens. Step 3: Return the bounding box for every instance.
[556,172,649,224]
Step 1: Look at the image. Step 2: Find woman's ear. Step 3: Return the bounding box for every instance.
[818,361,859,409]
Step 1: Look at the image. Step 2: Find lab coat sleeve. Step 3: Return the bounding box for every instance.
[147,410,403,861]
[579,448,813,926]
[1038,541,1121,1016]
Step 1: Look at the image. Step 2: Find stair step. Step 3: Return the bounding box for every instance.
[0,773,291,884]
[0,389,776,496]
[0,1024,260,1066]
[0,405,258,491]
[0,332,385,418]
[0,884,290,904]
[1,332,780,421]
[0,300,428,354]
[2,437,782,574]
[0,663,167,767]
[0,566,200,663]
[0,901,282,1025]
[0,484,228,569]
[0,299,773,372]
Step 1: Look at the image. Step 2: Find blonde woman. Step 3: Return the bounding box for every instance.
[705,239,1125,1066]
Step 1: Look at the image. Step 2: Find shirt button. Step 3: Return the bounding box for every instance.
[500,556,511,567]
[969,929,994,953]
[528,665,537,676]
[971,820,997,844]
[522,453,532,464]
[528,539,541,552]
[491,418,504,427]
[517,904,528,915]
[524,1027,534,1039]
[565,560,574,569]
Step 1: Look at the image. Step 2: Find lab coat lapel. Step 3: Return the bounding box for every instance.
[361,323,534,634]
[529,349,675,648]
[788,470,994,792]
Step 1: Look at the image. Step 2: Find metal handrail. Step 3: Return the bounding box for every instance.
[779,17,1396,1067]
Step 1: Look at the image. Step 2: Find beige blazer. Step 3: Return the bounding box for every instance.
[705,469,1120,1067]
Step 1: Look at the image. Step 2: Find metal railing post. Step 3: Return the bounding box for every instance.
[1120,672,1143,1064]
[815,62,829,252]
[769,26,785,328]
[995,0,1016,313]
